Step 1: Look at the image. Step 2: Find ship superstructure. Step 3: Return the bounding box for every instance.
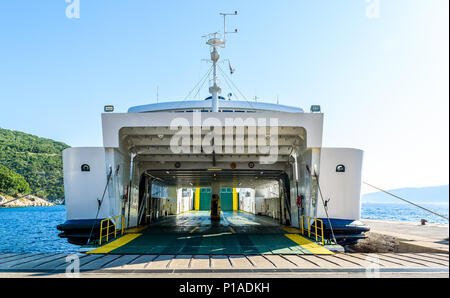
[57,12,368,247]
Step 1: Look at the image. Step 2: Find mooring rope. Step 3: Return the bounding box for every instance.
[0,178,64,207]
[312,168,338,245]
[0,188,45,207]
[363,182,449,221]
[86,167,113,244]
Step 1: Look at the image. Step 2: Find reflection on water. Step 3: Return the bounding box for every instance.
[362,203,449,224]
[0,205,78,254]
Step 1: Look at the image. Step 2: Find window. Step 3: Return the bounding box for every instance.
[182,189,190,197]
[336,165,346,173]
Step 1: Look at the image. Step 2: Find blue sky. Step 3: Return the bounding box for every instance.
[0,1,448,194]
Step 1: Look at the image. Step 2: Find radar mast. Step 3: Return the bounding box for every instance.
[204,11,238,112]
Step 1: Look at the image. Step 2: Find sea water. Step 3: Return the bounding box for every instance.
[0,204,448,253]
[0,205,78,254]
[361,203,449,224]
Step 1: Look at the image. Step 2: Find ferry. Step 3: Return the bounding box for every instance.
[57,12,369,248]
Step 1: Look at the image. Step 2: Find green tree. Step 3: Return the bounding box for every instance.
[0,164,31,195]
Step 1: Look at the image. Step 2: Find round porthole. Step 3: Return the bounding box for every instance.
[81,164,91,172]
[336,165,346,173]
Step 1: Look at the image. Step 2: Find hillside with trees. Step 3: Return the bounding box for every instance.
[0,128,69,202]
[0,164,31,195]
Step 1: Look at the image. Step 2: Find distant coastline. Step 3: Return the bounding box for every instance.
[362,185,449,205]
[0,193,55,208]
[363,201,449,206]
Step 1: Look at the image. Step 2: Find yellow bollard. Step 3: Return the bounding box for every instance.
[301,216,304,235]
[315,220,318,242]
[99,221,103,245]
[114,217,117,238]
[121,216,124,235]
[106,222,109,243]
[308,217,311,238]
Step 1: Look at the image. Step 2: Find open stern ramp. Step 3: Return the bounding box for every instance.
[87,211,334,255]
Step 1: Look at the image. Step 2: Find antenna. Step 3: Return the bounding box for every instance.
[204,11,238,112]
[220,11,239,45]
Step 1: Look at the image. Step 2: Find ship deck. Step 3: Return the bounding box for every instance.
[87,211,335,255]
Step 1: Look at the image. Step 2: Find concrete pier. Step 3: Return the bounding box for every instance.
[350,220,449,254]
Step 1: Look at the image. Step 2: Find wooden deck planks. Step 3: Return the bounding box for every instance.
[0,253,447,272]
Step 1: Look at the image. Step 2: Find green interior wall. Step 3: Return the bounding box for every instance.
[198,188,234,211]
[220,188,234,211]
[199,188,211,211]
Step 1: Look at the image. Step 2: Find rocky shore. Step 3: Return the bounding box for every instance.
[0,193,55,207]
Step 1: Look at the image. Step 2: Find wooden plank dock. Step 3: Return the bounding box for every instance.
[0,252,447,277]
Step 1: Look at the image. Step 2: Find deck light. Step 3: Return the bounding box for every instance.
[104,105,114,112]
[310,105,321,113]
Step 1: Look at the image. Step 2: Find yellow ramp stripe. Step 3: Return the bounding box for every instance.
[126,226,148,233]
[285,234,334,255]
[282,227,302,234]
[189,226,199,234]
[87,234,142,254]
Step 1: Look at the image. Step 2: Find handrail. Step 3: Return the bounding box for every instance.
[99,215,124,245]
[300,215,325,245]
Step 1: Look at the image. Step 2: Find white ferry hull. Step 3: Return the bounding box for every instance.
[58,109,369,246]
